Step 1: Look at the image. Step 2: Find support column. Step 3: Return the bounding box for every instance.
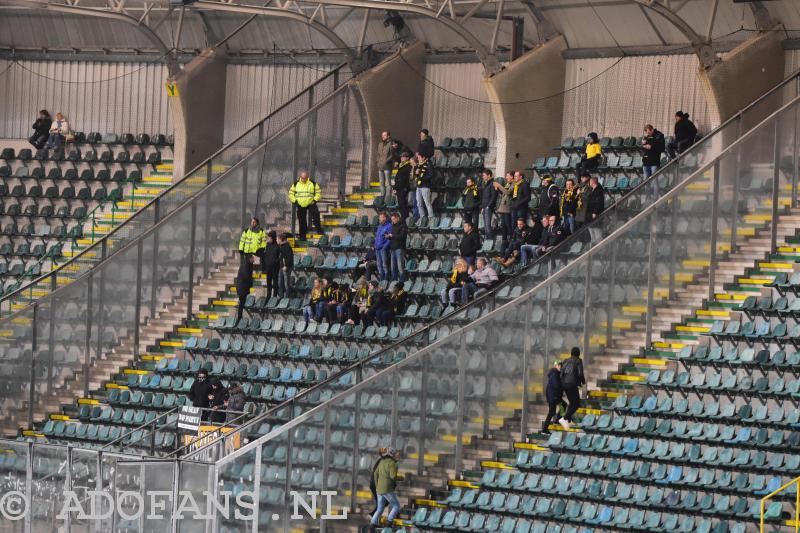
[698,29,785,130]
[169,48,228,180]
[484,35,567,176]
[352,41,426,184]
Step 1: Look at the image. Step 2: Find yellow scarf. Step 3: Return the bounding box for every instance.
[512,182,520,199]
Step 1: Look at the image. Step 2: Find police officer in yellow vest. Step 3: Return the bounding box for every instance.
[238,216,266,260]
[288,170,322,241]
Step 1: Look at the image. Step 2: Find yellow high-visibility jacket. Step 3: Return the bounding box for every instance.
[238,227,266,255]
[288,179,321,208]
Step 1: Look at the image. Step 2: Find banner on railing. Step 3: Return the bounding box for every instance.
[177,406,202,432]
[182,426,241,455]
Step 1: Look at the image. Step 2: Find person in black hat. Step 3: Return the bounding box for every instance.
[262,230,280,299]
[667,110,698,158]
[417,129,434,159]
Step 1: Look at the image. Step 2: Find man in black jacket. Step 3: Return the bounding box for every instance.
[667,111,698,158]
[458,222,481,266]
[361,280,387,326]
[461,176,481,228]
[393,151,413,220]
[559,347,586,429]
[417,129,435,159]
[642,124,665,178]
[187,369,212,420]
[277,232,294,297]
[534,214,566,259]
[510,171,531,225]
[387,212,408,282]
[587,177,605,243]
[29,110,52,149]
[538,175,560,221]
[262,230,280,299]
[235,255,254,323]
[480,169,498,240]
[414,153,434,220]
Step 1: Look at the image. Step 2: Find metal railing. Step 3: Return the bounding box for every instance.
[0,71,364,434]
[0,64,351,314]
[761,475,799,533]
[179,66,800,463]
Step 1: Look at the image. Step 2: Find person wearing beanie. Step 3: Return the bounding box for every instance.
[576,131,602,179]
[542,360,564,434]
[369,447,401,532]
[417,128,435,159]
[668,110,698,158]
[262,230,280,299]
[558,347,586,429]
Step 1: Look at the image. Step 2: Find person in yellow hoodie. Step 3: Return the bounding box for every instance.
[288,170,322,241]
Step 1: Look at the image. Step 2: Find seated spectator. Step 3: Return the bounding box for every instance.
[667,111,698,158]
[46,112,69,149]
[440,259,470,308]
[303,278,324,324]
[461,176,481,227]
[378,282,408,326]
[461,257,498,303]
[324,281,344,323]
[519,216,547,265]
[533,214,566,259]
[458,222,481,266]
[347,278,369,325]
[353,247,377,282]
[362,280,387,326]
[575,132,602,178]
[494,218,533,268]
[29,110,51,149]
[560,178,578,234]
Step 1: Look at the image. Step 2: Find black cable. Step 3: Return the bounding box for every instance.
[3,50,176,84]
[587,0,625,54]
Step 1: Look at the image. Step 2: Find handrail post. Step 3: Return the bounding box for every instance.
[793,104,799,209]
[581,254,593,371]
[350,366,362,512]
[28,304,38,429]
[520,295,532,441]
[644,214,657,349]
[187,203,197,322]
[134,240,143,358]
[668,196,677,299]
[84,271,93,397]
[708,160,721,303]
[771,118,782,252]
[454,331,467,475]
[606,244,616,348]
[731,118,742,253]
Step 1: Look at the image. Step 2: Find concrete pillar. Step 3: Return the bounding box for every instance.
[485,35,567,176]
[699,29,785,130]
[169,48,227,180]
[352,41,426,184]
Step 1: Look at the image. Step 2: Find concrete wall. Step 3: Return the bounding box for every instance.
[352,41,426,183]
[485,35,567,176]
[699,29,785,131]
[170,49,227,180]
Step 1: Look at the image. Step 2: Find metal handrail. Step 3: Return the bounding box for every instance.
[760,476,799,533]
[183,66,800,460]
[102,405,182,450]
[1,64,348,306]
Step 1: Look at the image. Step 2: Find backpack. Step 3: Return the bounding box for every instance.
[561,357,579,387]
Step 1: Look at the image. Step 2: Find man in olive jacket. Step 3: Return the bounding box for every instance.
[369,448,401,532]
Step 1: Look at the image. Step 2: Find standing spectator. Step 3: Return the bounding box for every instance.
[510,171,531,225]
[413,153,434,220]
[390,138,407,167]
[368,448,401,533]
[288,170,322,241]
[393,151,413,220]
[667,111,698,158]
[387,212,408,282]
[537,175,559,221]
[642,124,665,178]
[461,257,498,303]
[559,347,586,429]
[440,259,469,308]
[207,378,229,424]
[225,382,246,423]
[559,178,578,234]
[494,172,514,246]
[234,255,254,323]
[541,360,563,434]
[519,216,547,265]
[576,132,602,178]
[587,176,605,224]
[458,222,481,266]
[376,131,394,204]
[238,217,266,261]
[362,280,387,326]
[187,370,212,420]
[277,233,294,297]
[303,278,324,324]
[378,282,408,326]
[374,212,392,281]
[29,110,51,149]
[45,112,69,149]
[574,174,592,229]
[262,230,280,300]
[461,176,481,227]
[417,129,435,159]
[480,169,498,240]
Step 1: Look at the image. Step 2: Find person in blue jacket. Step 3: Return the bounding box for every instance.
[541,360,564,434]
[374,212,393,281]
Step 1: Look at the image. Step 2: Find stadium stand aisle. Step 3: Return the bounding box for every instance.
[0,133,175,306]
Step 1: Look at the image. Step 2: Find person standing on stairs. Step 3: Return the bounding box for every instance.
[559,347,586,430]
[277,232,294,297]
[238,216,266,263]
[234,254,254,324]
[187,369,212,421]
[376,131,394,206]
[369,447,402,532]
[261,230,280,300]
[541,360,564,434]
[289,170,322,241]
[392,151,413,220]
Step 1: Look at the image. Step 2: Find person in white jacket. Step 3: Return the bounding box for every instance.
[46,112,69,149]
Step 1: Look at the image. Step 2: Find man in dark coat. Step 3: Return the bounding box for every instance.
[461,176,481,228]
[480,169,498,240]
[262,230,280,299]
[510,171,531,224]
[417,129,435,159]
[277,232,294,297]
[458,222,481,266]
[187,369,212,420]
[642,124,665,178]
[538,175,560,221]
[667,111,698,158]
[235,255,254,323]
[392,151,413,220]
[559,347,586,429]
[542,360,564,434]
